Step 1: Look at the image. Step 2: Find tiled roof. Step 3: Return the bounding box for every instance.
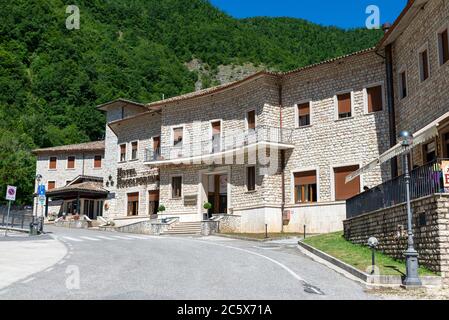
[46,181,108,195]
[32,141,105,155]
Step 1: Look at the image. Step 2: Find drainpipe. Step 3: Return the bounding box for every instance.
[385,44,398,177]
[278,78,286,233]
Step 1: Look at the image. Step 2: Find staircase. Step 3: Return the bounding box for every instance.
[162,221,202,235]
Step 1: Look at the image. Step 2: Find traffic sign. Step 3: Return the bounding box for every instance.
[5,185,17,201]
[38,184,46,197]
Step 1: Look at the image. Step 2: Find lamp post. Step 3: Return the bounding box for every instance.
[398,131,422,287]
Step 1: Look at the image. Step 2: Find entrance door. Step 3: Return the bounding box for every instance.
[207,174,227,218]
[148,190,159,216]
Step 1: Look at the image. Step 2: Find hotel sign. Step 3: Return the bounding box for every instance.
[442,161,449,188]
[117,168,158,189]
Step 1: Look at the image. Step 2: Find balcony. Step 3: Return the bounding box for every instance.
[346,158,449,219]
[144,125,294,165]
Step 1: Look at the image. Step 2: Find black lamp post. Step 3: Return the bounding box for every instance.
[398,130,422,287]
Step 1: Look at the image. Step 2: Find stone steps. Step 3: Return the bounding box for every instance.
[162,221,202,235]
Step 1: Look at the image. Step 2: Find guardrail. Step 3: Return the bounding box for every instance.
[346,158,448,219]
[145,125,294,162]
[0,206,34,230]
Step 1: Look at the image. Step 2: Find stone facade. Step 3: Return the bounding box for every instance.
[343,194,449,281]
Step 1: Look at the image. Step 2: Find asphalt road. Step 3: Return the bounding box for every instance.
[0,226,378,300]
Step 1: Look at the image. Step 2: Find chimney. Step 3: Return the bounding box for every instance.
[382,22,392,33]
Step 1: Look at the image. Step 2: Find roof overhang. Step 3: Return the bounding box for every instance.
[96,99,148,111]
[346,110,449,183]
[377,0,429,49]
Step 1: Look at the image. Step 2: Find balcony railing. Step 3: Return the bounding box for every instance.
[145,125,293,163]
[346,158,449,219]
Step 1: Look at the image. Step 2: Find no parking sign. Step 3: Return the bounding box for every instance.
[5,185,17,201]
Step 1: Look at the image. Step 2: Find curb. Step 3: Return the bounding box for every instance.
[214,233,302,242]
[297,240,443,289]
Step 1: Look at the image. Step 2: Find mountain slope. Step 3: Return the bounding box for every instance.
[0,0,383,203]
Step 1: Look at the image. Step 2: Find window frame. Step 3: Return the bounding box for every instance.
[290,167,320,204]
[93,155,102,169]
[47,181,56,190]
[334,90,355,120]
[437,23,449,67]
[171,125,185,147]
[330,163,363,202]
[294,100,312,128]
[126,192,139,216]
[363,82,385,114]
[418,43,430,82]
[130,140,139,161]
[398,66,408,100]
[245,109,257,131]
[209,119,223,153]
[66,155,76,170]
[170,175,183,199]
[245,165,256,192]
[119,143,127,162]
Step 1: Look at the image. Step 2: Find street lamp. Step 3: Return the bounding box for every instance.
[398,130,422,287]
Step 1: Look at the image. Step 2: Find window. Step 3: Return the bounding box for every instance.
[337,93,352,119]
[120,144,126,162]
[366,85,383,113]
[131,141,138,160]
[67,156,75,169]
[211,120,221,153]
[49,157,57,169]
[334,165,360,201]
[246,110,256,131]
[246,166,256,191]
[438,28,449,66]
[424,141,437,163]
[127,193,139,216]
[94,155,102,168]
[297,102,311,127]
[173,127,183,147]
[399,70,407,99]
[419,48,430,82]
[153,136,161,160]
[294,171,317,203]
[171,176,182,198]
[48,181,56,190]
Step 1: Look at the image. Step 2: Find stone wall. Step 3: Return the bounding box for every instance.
[343,194,449,279]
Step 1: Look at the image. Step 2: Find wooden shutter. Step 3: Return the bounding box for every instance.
[334,165,360,201]
[49,157,57,169]
[441,29,449,64]
[298,102,310,116]
[367,86,383,112]
[148,190,159,201]
[247,166,256,191]
[294,171,316,186]
[94,155,102,168]
[67,156,75,169]
[247,110,256,129]
[338,93,351,114]
[48,181,56,190]
[127,193,139,202]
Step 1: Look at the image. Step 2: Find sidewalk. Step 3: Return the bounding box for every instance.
[0,233,67,290]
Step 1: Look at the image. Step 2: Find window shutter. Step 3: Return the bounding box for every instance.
[367,86,383,113]
[298,103,310,116]
[247,111,256,129]
[148,191,159,201]
[127,193,139,202]
[294,171,316,185]
[67,156,75,169]
[334,165,360,201]
[94,155,102,168]
[338,93,351,114]
[49,157,57,169]
[48,181,56,190]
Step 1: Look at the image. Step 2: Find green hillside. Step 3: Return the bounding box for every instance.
[0,0,383,204]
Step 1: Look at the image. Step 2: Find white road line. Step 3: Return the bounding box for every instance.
[96,235,117,240]
[62,236,83,242]
[112,236,134,240]
[45,267,54,272]
[21,277,35,284]
[123,235,149,239]
[80,236,101,241]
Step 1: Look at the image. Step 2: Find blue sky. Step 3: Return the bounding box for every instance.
[210,0,407,29]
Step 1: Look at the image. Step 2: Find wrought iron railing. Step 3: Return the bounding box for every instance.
[346,158,449,219]
[145,125,294,162]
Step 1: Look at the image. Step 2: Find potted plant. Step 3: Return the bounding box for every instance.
[157,205,166,213]
[203,202,212,220]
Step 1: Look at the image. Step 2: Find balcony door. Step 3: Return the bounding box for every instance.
[211,120,221,153]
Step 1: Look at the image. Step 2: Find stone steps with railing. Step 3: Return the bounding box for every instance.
[161,221,202,235]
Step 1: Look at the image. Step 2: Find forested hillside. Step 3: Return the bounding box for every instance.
[0,0,383,203]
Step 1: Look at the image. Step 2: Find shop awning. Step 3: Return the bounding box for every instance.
[346,111,449,183]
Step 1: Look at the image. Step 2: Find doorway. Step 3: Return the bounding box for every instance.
[207,173,228,218]
[148,190,159,216]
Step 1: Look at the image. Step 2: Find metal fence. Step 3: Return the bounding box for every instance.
[346,158,448,219]
[145,125,294,162]
[0,205,34,230]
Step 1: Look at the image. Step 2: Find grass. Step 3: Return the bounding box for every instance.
[303,232,436,276]
[221,232,304,240]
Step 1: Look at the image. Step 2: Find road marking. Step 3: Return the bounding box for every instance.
[21,277,35,284]
[123,235,149,239]
[96,235,117,240]
[58,260,66,265]
[253,246,280,250]
[112,235,134,240]
[80,236,101,241]
[45,267,54,272]
[62,236,83,242]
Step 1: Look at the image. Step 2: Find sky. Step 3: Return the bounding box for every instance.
[210,0,407,29]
